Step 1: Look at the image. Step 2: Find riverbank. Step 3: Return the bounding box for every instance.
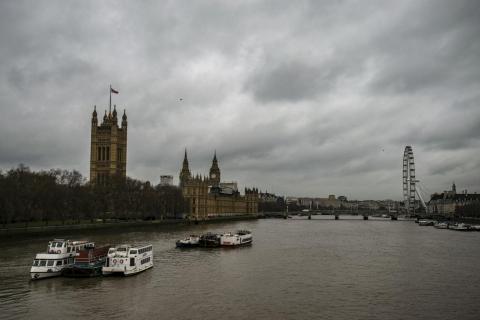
[0,214,258,238]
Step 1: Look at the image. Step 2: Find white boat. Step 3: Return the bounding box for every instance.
[434,222,449,229]
[102,244,153,276]
[30,239,92,280]
[220,230,252,247]
[418,220,434,226]
[450,223,471,231]
[471,225,480,231]
[176,235,200,248]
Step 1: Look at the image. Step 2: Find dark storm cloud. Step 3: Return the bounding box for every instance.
[367,1,480,94]
[0,0,479,199]
[247,61,331,103]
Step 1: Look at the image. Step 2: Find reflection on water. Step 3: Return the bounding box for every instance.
[1,217,480,320]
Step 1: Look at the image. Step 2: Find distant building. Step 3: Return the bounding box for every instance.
[313,196,341,209]
[179,150,258,220]
[219,182,238,195]
[428,183,480,216]
[90,105,127,184]
[286,197,299,205]
[357,200,380,210]
[259,192,280,203]
[286,195,344,209]
[160,175,173,186]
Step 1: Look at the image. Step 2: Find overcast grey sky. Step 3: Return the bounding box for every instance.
[0,0,479,200]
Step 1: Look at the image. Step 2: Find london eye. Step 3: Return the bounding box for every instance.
[403,146,416,214]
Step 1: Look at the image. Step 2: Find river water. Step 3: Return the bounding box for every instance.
[0,216,479,320]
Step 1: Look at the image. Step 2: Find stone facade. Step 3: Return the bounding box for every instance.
[90,105,127,184]
[179,150,258,220]
[428,183,480,216]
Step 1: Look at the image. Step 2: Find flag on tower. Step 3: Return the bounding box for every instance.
[111,87,119,94]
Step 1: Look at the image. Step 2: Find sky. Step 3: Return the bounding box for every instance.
[0,0,479,200]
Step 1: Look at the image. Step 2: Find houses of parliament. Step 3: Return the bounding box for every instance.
[89,107,258,219]
[89,105,127,184]
[179,150,259,220]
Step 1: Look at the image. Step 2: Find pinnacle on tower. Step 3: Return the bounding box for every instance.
[183,148,189,167]
[92,106,98,125]
[179,148,192,186]
[209,150,220,185]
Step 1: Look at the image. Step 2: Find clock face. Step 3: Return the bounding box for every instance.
[211,173,216,178]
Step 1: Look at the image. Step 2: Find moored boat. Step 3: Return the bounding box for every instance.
[199,233,221,247]
[434,222,449,229]
[450,223,472,231]
[30,239,93,280]
[418,220,434,226]
[471,225,480,231]
[102,244,153,276]
[62,244,111,277]
[176,235,200,248]
[220,230,253,247]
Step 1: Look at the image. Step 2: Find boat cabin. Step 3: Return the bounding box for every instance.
[47,239,93,255]
[103,244,153,275]
[32,257,74,268]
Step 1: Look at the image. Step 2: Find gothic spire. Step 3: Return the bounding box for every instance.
[209,150,220,185]
[179,148,191,187]
[183,148,189,167]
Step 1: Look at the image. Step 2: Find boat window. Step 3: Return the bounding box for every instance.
[47,260,54,267]
[40,260,46,266]
[67,247,71,253]
[129,250,137,255]
[33,260,39,266]
[108,249,116,254]
[117,248,127,252]
[56,242,63,248]
[57,260,62,266]
[64,259,68,264]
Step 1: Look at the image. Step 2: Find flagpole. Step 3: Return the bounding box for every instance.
[109,84,112,113]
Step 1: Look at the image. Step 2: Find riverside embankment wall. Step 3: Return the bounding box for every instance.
[0,215,258,238]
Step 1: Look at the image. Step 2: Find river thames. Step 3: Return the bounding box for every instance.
[0,217,479,320]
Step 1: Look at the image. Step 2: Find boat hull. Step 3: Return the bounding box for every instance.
[102,264,153,276]
[30,271,62,280]
[221,239,252,247]
[450,227,472,231]
[198,240,221,248]
[62,265,103,277]
[176,241,199,248]
[418,220,434,226]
